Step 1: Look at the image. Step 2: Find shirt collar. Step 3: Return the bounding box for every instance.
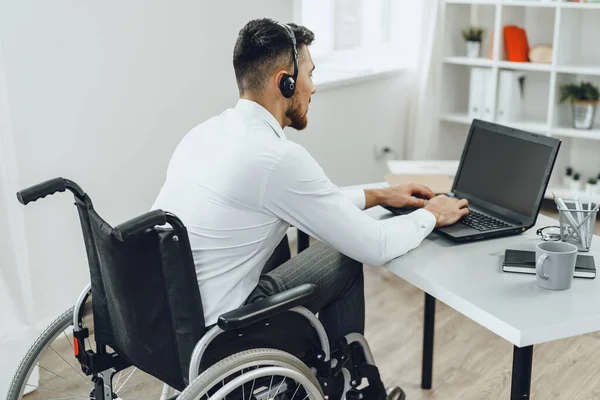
[235,99,287,140]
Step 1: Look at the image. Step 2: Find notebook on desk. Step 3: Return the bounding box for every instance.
[503,249,596,279]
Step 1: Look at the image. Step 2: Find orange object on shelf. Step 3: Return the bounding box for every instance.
[503,25,530,62]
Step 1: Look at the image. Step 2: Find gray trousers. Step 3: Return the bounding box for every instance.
[246,235,365,343]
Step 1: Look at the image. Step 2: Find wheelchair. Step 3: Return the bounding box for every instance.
[7,178,390,400]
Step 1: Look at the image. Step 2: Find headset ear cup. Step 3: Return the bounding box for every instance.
[280,74,296,98]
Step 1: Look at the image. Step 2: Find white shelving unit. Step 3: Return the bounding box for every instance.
[438,0,600,199]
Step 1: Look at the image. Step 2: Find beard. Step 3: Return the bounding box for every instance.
[285,97,308,130]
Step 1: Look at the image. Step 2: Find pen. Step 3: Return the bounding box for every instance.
[553,193,586,248]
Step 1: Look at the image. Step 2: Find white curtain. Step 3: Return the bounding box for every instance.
[402,0,443,160]
[0,42,37,398]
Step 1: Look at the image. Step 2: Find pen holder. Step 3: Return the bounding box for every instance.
[558,206,597,252]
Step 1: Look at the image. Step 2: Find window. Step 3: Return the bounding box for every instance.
[294,0,424,85]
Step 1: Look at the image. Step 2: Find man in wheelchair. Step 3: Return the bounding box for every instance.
[9,18,467,400]
[149,18,468,399]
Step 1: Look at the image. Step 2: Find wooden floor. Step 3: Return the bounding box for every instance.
[22,205,600,399]
[363,266,600,400]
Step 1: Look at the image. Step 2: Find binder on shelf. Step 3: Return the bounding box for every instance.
[468,68,494,122]
[496,70,525,123]
[468,67,486,120]
[482,69,495,122]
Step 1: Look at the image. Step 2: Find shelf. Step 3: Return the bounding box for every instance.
[508,120,549,134]
[501,1,560,7]
[440,113,474,124]
[440,114,549,134]
[561,2,600,9]
[545,187,600,201]
[552,126,600,140]
[446,0,497,4]
[446,0,600,7]
[497,61,552,71]
[555,65,600,76]
[444,57,494,67]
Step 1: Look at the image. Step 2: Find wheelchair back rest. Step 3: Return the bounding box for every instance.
[75,201,206,391]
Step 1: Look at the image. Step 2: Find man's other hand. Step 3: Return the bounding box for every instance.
[423,195,469,227]
[380,183,436,208]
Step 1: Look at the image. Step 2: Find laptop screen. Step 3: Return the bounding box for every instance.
[453,124,555,218]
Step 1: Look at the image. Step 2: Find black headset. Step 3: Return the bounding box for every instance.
[277,22,298,99]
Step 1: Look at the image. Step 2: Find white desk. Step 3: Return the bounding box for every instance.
[367,206,600,399]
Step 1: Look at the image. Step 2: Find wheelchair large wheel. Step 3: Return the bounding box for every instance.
[179,348,324,400]
[7,303,176,400]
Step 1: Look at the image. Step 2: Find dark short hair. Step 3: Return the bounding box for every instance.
[233,18,315,94]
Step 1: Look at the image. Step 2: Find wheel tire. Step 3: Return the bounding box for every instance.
[6,307,74,400]
[178,348,324,400]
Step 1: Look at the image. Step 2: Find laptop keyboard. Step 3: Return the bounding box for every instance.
[461,210,510,231]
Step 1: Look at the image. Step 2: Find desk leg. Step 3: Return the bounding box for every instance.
[510,345,533,399]
[297,230,310,253]
[421,293,436,389]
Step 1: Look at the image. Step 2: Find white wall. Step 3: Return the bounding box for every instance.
[289,75,409,186]
[0,0,409,331]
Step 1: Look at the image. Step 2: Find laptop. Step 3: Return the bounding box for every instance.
[385,119,561,243]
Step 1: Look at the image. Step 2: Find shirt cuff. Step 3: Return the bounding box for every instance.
[340,188,366,210]
[407,208,437,237]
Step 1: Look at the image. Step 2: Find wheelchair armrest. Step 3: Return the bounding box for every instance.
[217,284,317,331]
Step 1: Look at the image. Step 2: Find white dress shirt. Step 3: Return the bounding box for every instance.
[152,99,436,325]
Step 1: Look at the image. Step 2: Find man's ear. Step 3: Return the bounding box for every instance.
[274,69,288,88]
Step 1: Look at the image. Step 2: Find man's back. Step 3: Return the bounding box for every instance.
[152,100,298,325]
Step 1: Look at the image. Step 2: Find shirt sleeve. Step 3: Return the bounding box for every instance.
[339,188,366,210]
[262,145,436,266]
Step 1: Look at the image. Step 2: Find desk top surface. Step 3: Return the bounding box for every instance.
[367,206,600,347]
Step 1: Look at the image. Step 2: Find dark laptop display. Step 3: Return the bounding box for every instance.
[386,119,561,243]
[454,123,556,219]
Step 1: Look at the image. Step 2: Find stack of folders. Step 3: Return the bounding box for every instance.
[503,249,596,279]
[468,68,524,123]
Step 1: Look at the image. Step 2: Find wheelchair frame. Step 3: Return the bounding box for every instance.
[12,177,387,400]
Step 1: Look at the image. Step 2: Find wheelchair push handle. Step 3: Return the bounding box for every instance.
[113,209,167,242]
[17,177,86,205]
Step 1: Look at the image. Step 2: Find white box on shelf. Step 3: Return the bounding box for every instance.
[497,70,525,123]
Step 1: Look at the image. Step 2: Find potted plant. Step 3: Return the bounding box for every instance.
[462,27,484,58]
[586,177,598,194]
[570,172,581,192]
[564,166,574,188]
[559,81,600,130]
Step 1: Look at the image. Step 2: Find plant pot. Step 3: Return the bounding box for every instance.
[563,176,573,188]
[466,41,480,58]
[571,101,597,130]
[569,180,582,192]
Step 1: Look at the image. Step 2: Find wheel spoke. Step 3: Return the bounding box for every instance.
[116,367,138,393]
[121,394,164,400]
[241,369,245,400]
[37,364,70,381]
[62,331,74,350]
[268,375,274,398]
[275,377,286,396]
[290,383,301,400]
[48,345,90,385]
[117,377,153,395]
[25,383,88,397]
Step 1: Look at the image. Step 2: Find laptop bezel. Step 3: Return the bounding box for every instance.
[450,119,561,229]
